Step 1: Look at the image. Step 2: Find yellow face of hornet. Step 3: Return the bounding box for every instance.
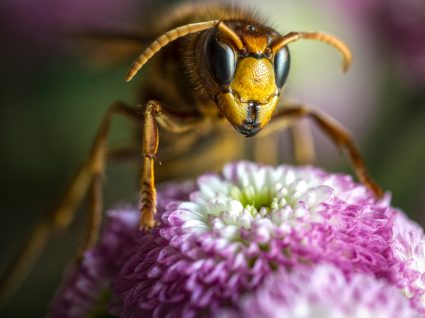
[204,24,290,136]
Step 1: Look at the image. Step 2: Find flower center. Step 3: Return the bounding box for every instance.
[229,185,275,212]
[176,163,336,243]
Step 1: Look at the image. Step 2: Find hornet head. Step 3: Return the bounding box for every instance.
[204,22,290,136]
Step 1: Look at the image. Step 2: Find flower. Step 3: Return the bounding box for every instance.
[50,161,425,317]
[220,264,420,318]
[49,209,139,318]
[331,0,425,84]
[391,212,425,313]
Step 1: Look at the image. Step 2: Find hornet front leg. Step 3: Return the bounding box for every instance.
[139,100,205,229]
[262,104,383,197]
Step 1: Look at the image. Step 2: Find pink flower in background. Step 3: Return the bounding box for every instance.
[379,1,425,83]
[332,0,425,84]
[50,162,425,317]
[1,0,142,40]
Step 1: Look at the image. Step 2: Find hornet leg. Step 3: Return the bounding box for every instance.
[262,104,383,197]
[139,100,205,228]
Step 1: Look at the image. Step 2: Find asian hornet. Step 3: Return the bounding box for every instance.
[0,3,383,307]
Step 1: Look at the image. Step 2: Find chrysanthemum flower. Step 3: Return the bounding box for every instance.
[220,264,419,318]
[392,212,425,312]
[50,161,425,317]
[49,210,139,317]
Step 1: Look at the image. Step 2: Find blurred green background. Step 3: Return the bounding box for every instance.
[0,0,424,316]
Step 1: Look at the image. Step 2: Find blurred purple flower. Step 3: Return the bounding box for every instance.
[0,0,147,75]
[50,161,425,317]
[379,1,425,83]
[1,0,142,40]
[49,209,138,318]
[332,0,425,84]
